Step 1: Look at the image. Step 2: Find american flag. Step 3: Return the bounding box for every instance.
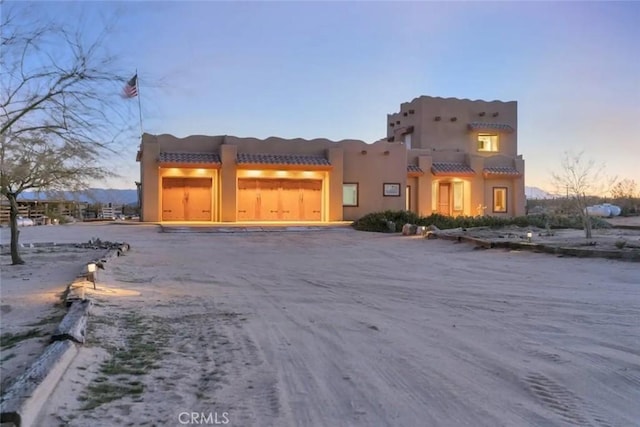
[122,74,138,98]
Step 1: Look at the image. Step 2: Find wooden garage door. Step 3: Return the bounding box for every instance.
[162,177,212,221]
[237,179,322,221]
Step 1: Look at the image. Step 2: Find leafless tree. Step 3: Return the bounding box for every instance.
[610,179,639,215]
[551,151,615,239]
[1,5,135,264]
[611,179,637,199]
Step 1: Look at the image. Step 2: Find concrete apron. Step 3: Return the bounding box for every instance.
[159,221,353,233]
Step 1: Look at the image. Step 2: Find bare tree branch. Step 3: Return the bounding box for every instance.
[1,4,136,264]
[551,151,616,239]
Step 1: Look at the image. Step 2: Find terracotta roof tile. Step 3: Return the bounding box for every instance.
[483,166,521,177]
[431,162,475,176]
[237,153,330,166]
[407,164,423,173]
[468,122,515,133]
[158,152,221,164]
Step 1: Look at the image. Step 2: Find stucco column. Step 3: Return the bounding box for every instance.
[514,156,526,216]
[468,155,485,216]
[417,155,432,216]
[220,144,237,222]
[327,147,344,221]
[141,134,160,222]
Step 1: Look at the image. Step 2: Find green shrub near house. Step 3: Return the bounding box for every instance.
[351,211,612,233]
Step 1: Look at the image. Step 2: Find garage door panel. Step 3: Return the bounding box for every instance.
[259,185,280,221]
[238,178,322,221]
[280,186,301,221]
[185,178,212,221]
[237,179,258,221]
[162,178,185,221]
[162,177,213,221]
[302,181,322,221]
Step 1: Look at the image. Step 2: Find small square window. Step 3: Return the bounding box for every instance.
[478,134,499,152]
[493,187,507,213]
[343,183,358,207]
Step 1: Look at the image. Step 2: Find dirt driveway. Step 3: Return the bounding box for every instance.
[8,224,640,426]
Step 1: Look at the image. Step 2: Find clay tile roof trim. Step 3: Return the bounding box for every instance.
[407,164,423,173]
[431,162,476,176]
[483,166,521,176]
[237,153,331,166]
[158,152,221,164]
[468,122,515,133]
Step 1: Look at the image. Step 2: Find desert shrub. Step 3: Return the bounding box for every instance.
[381,210,422,231]
[352,212,390,232]
[589,217,613,229]
[615,240,627,249]
[352,210,613,233]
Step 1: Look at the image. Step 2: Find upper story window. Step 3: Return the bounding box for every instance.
[478,134,498,152]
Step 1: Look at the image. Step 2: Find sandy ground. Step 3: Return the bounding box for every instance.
[0,227,111,392]
[2,223,640,426]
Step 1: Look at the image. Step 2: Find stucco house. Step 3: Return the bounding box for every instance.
[136,95,525,223]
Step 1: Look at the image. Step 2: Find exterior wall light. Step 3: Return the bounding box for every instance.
[361,150,367,155]
[383,150,390,155]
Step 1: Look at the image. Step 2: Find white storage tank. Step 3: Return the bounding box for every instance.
[602,203,622,216]
[585,205,612,217]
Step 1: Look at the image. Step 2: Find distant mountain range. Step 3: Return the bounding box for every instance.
[19,186,557,204]
[525,186,559,199]
[20,188,138,205]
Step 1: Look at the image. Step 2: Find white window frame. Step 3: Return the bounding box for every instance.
[453,182,464,212]
[343,183,358,207]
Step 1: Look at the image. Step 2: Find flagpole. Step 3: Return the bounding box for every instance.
[136,68,143,138]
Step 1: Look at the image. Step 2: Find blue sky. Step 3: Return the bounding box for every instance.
[15,1,640,191]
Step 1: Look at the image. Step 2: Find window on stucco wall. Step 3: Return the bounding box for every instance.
[478,134,499,152]
[453,182,464,212]
[493,187,507,213]
[406,185,411,210]
[343,183,358,207]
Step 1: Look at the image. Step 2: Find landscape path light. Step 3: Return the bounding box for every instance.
[527,230,533,243]
[87,262,97,289]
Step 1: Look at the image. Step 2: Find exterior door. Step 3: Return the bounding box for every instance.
[258,180,280,221]
[162,177,212,221]
[438,183,451,215]
[185,178,212,221]
[301,180,322,221]
[162,178,184,221]
[280,180,302,221]
[236,179,322,221]
[237,179,258,221]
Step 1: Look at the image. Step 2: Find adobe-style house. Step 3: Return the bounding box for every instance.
[137,96,525,223]
[390,96,525,218]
